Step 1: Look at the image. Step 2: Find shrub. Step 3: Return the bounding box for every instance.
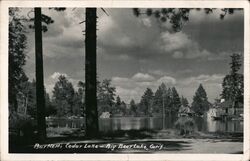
[175,116,195,135]
[9,111,37,144]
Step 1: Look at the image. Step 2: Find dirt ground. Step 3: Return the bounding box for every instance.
[10,138,243,154]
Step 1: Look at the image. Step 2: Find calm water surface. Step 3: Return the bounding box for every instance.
[48,116,243,133]
[99,117,243,133]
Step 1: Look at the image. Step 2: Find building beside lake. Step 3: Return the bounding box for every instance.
[207,108,221,119]
[100,112,111,118]
[219,100,243,116]
[207,99,243,120]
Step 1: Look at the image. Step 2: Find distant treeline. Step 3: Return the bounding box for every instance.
[16,75,212,119]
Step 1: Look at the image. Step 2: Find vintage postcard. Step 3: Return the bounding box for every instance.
[0,0,249,161]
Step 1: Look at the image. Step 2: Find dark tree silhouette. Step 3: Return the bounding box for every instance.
[139,88,154,116]
[181,96,189,107]
[221,53,243,114]
[34,8,47,142]
[170,87,182,116]
[132,8,240,32]
[32,7,65,142]
[152,83,167,113]
[9,8,29,112]
[116,96,122,106]
[130,99,137,116]
[52,75,75,117]
[191,84,210,116]
[85,8,99,137]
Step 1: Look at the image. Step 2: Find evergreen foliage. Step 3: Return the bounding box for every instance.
[191,84,210,116]
[181,96,189,107]
[97,79,116,115]
[170,87,182,114]
[133,8,239,32]
[116,96,121,106]
[9,8,28,112]
[139,88,154,116]
[221,53,243,105]
[130,99,137,116]
[52,75,75,117]
[152,83,167,113]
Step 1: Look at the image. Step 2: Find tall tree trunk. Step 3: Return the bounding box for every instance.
[34,8,46,142]
[85,8,99,137]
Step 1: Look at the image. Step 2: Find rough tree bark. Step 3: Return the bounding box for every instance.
[34,7,46,142]
[85,8,99,137]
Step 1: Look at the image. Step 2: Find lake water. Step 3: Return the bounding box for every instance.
[99,117,243,133]
[47,116,243,133]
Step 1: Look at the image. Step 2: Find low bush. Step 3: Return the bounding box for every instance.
[9,111,37,145]
[174,116,195,135]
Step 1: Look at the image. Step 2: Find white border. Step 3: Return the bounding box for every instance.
[1,1,249,161]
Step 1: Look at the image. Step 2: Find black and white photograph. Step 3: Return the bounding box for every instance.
[1,1,250,161]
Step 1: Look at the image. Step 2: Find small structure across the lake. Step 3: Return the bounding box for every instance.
[100,112,111,118]
[178,105,193,117]
[208,99,243,120]
[219,100,243,115]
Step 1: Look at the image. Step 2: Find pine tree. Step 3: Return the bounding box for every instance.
[52,75,75,117]
[45,92,56,116]
[133,8,238,32]
[97,79,116,114]
[85,8,99,137]
[170,87,182,115]
[181,96,189,107]
[114,96,122,114]
[116,96,121,106]
[139,88,154,116]
[121,101,127,115]
[221,53,243,113]
[72,92,84,117]
[191,84,210,116]
[29,7,66,142]
[163,87,172,115]
[152,83,167,113]
[9,8,28,112]
[130,99,137,116]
